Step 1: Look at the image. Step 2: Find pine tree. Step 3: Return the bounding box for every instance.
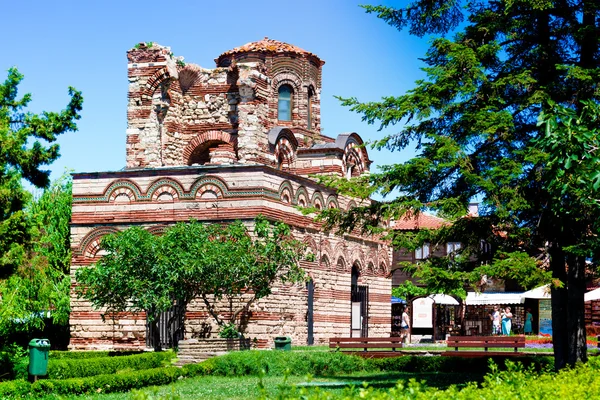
[329,1,600,369]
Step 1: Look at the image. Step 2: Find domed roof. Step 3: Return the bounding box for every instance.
[216,37,324,65]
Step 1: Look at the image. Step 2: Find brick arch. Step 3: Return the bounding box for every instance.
[303,236,318,255]
[274,137,296,170]
[320,239,334,263]
[146,178,185,201]
[294,186,309,207]
[278,180,294,204]
[183,131,238,165]
[311,191,325,209]
[378,248,390,275]
[141,67,175,107]
[347,200,357,211]
[326,194,339,209]
[76,227,120,257]
[272,72,302,93]
[189,176,229,199]
[147,225,171,236]
[104,180,142,202]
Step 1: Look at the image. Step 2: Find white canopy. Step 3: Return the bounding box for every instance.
[428,294,459,305]
[521,284,551,300]
[465,292,524,305]
[585,288,600,302]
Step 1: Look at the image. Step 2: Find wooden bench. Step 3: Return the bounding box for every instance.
[442,335,526,357]
[329,337,404,358]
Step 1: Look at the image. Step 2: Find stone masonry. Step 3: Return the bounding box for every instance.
[69,39,391,350]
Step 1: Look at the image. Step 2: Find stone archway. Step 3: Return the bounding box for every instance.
[183,131,238,165]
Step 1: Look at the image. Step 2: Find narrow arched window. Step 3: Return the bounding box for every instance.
[278,85,293,121]
[307,87,314,129]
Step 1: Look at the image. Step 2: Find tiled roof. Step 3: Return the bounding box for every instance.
[393,212,448,230]
[218,37,323,62]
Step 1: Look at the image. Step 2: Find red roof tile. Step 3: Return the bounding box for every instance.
[393,213,448,230]
[217,37,323,64]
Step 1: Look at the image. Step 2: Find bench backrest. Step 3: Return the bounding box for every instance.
[329,337,403,349]
[447,335,526,350]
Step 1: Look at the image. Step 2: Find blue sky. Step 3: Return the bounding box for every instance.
[2,0,430,187]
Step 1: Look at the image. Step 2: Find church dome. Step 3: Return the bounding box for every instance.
[216,37,324,66]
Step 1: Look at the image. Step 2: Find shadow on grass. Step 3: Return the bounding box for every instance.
[302,371,486,391]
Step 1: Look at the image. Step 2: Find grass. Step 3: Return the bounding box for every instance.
[35,370,487,399]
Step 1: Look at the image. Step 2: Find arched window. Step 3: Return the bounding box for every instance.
[278,85,293,121]
[307,87,314,129]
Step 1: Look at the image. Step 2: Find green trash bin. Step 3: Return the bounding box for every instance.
[274,336,292,351]
[28,339,51,376]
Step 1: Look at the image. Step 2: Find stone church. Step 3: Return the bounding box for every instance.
[69,38,391,350]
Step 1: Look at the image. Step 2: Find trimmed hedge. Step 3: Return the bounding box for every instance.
[199,350,553,377]
[48,350,143,360]
[45,351,175,379]
[0,362,214,397]
[0,350,557,397]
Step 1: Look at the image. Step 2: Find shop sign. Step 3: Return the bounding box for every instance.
[412,297,434,328]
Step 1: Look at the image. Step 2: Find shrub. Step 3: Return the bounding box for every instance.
[49,350,143,360]
[262,359,600,399]
[44,351,175,379]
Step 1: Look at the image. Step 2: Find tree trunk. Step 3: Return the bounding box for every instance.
[566,254,588,366]
[550,244,568,370]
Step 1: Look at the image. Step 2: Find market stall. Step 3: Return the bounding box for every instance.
[464,292,524,335]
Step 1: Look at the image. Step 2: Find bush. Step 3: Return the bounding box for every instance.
[367,354,554,373]
[0,361,213,397]
[262,359,600,399]
[49,350,143,360]
[45,351,175,379]
[204,350,369,377]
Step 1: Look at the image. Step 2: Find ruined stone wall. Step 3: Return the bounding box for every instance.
[69,166,391,350]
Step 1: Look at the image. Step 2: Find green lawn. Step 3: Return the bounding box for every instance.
[39,370,486,400]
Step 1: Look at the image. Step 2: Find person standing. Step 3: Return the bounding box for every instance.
[490,306,501,335]
[524,308,533,335]
[401,306,410,344]
[501,306,513,335]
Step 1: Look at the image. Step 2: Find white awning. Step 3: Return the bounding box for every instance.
[429,294,459,305]
[521,284,551,300]
[585,288,600,302]
[465,292,524,305]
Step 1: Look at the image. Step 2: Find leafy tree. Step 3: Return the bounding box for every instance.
[322,1,600,369]
[0,174,74,340]
[0,67,82,277]
[76,216,306,350]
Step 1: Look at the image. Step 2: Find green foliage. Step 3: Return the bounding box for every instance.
[391,281,427,300]
[48,350,143,360]
[43,351,174,380]
[0,67,80,343]
[0,68,82,277]
[0,174,74,339]
[76,215,306,343]
[218,323,240,338]
[320,0,600,367]
[263,359,595,399]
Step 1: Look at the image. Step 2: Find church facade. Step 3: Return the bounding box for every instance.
[69,39,391,350]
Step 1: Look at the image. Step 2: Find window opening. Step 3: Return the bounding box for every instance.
[278,85,293,121]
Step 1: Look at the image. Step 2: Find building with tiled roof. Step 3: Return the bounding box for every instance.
[69,40,391,351]
[392,212,448,231]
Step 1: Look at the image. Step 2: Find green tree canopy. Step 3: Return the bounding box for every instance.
[0,67,82,277]
[0,174,74,337]
[322,1,600,369]
[76,216,306,350]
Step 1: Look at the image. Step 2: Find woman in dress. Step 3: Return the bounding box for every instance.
[501,306,513,335]
[401,306,410,344]
[524,308,533,334]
